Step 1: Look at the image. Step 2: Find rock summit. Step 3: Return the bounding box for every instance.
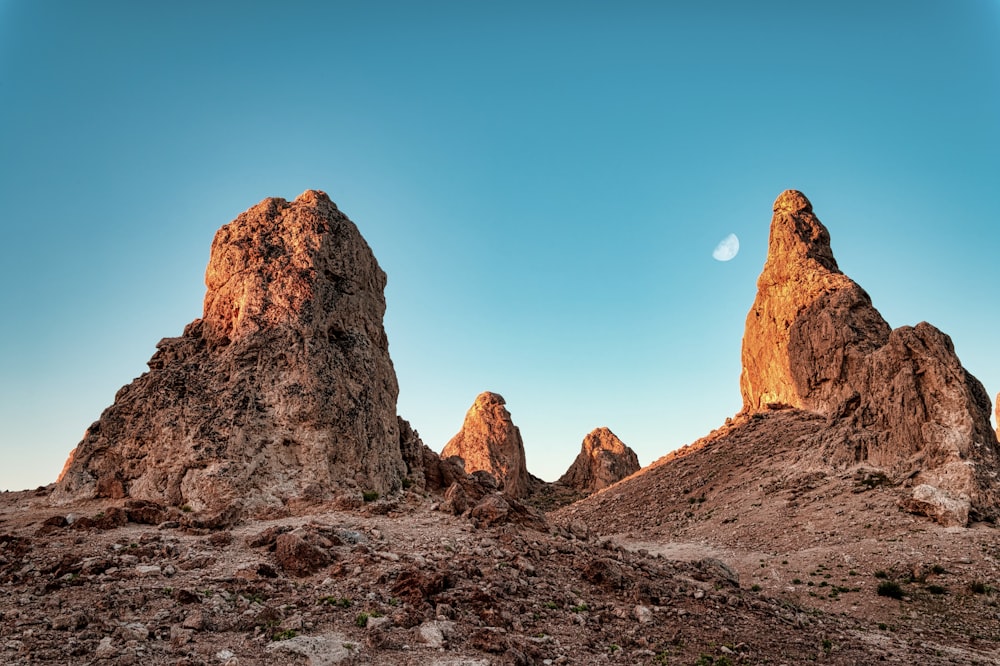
[557,427,640,493]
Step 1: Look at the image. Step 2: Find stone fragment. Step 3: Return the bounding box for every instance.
[274,531,331,577]
[265,632,356,665]
[901,484,970,527]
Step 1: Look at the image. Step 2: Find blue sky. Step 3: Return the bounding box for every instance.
[1,1,998,491]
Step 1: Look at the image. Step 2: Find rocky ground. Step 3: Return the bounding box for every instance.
[3,471,1000,665]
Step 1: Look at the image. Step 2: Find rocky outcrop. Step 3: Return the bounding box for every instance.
[54,190,407,515]
[441,392,534,499]
[740,190,1000,525]
[557,427,640,493]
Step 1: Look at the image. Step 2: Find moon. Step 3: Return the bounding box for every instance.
[712,233,740,261]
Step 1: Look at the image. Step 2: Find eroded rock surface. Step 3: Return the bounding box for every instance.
[557,427,640,494]
[441,392,534,499]
[740,190,1000,524]
[54,191,406,516]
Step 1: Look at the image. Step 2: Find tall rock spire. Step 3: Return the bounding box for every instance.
[740,190,1000,525]
[54,191,406,515]
[441,392,533,499]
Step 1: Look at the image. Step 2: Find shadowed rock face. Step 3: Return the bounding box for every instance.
[558,427,640,494]
[441,392,533,499]
[54,191,406,515]
[740,190,1000,525]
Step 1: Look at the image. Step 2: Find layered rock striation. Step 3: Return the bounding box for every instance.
[558,427,640,494]
[441,392,534,499]
[741,190,1000,524]
[54,191,407,514]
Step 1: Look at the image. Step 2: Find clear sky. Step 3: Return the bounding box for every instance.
[1,1,998,491]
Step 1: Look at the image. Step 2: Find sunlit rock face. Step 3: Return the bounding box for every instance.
[441,392,534,499]
[740,190,1000,525]
[54,191,406,515]
[557,427,640,494]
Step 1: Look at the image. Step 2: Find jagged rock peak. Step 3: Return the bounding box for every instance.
[441,392,533,499]
[557,427,640,494]
[739,190,1000,525]
[53,190,406,516]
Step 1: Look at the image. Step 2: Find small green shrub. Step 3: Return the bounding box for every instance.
[355,612,370,627]
[927,585,948,595]
[874,570,889,579]
[362,491,379,502]
[877,581,904,599]
[970,581,991,595]
[319,596,352,608]
[272,629,298,641]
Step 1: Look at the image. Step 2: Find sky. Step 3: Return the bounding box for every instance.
[1,1,999,491]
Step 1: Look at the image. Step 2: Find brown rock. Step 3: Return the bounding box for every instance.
[53,191,407,515]
[557,427,640,493]
[397,417,427,492]
[469,492,547,531]
[441,392,534,498]
[274,531,331,577]
[740,190,1000,524]
[440,482,469,515]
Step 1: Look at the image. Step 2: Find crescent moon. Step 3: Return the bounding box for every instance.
[712,233,740,261]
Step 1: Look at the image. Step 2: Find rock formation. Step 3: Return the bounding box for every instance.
[557,427,640,493]
[441,392,534,499]
[741,190,1000,525]
[54,190,407,516]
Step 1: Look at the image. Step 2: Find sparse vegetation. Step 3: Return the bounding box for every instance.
[877,581,904,599]
[970,581,991,595]
[362,491,379,502]
[272,629,298,641]
[319,596,352,608]
[927,584,948,595]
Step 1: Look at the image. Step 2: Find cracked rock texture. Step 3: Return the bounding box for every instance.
[557,427,640,493]
[740,190,1000,524]
[54,190,406,515]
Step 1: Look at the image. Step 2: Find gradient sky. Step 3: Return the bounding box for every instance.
[2,1,999,492]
